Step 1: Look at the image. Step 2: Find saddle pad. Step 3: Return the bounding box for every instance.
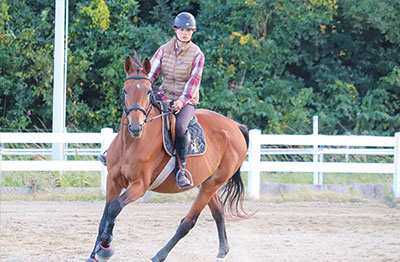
[161,102,206,157]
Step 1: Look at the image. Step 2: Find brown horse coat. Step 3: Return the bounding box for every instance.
[86,53,249,262]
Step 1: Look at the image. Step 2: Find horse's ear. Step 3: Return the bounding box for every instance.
[125,56,133,73]
[143,58,151,75]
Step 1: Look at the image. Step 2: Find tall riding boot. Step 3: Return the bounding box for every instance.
[175,131,192,188]
[98,151,107,166]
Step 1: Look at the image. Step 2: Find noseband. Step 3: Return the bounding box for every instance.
[122,75,173,128]
[122,75,152,117]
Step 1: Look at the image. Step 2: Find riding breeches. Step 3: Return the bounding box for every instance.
[175,104,196,139]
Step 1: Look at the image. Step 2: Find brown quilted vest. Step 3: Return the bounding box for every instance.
[160,37,200,105]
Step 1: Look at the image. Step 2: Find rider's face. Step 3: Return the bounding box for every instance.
[174,27,195,42]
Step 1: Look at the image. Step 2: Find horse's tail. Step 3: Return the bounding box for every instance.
[238,124,249,148]
[218,124,250,219]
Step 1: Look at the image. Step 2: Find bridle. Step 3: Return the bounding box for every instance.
[122,75,152,119]
[122,75,172,125]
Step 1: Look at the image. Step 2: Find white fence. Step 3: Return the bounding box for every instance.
[241,130,400,199]
[0,128,116,194]
[1,127,399,199]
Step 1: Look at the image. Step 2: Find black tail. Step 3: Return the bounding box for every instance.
[217,124,250,219]
[238,124,249,148]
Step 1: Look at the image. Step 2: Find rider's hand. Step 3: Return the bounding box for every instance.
[173,99,184,113]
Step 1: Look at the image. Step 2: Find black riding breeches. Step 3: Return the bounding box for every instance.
[175,104,196,139]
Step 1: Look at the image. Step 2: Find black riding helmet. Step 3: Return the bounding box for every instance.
[173,12,196,31]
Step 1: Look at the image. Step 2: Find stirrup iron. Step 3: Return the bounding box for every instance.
[176,168,194,189]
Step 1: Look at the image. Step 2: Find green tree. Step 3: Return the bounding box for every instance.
[1,0,399,136]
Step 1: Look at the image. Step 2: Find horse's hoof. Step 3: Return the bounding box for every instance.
[85,259,98,262]
[94,242,115,262]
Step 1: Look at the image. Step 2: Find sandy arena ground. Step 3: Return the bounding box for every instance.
[1,200,399,262]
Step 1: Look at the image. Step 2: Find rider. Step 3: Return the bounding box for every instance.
[98,12,205,189]
[149,12,205,188]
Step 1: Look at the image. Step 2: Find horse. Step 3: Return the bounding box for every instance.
[86,52,249,262]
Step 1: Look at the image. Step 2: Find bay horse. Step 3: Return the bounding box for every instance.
[86,53,249,262]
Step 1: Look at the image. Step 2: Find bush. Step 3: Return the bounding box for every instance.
[1,0,399,135]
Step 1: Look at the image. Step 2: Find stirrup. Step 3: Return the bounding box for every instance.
[176,168,194,189]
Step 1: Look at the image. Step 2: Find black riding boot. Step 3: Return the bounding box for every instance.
[175,131,192,188]
[98,152,107,166]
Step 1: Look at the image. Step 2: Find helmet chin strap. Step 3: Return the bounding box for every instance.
[175,32,191,44]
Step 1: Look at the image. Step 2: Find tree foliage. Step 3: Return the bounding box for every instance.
[1,0,399,135]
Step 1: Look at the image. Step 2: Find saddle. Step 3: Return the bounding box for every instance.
[159,101,206,157]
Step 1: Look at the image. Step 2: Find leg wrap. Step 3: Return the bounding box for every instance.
[100,197,124,246]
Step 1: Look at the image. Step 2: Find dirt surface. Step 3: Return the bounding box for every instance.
[1,200,399,262]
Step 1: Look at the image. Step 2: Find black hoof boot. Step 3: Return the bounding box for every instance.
[94,242,114,262]
[151,249,168,262]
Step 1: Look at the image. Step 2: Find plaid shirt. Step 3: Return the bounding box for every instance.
[149,40,205,106]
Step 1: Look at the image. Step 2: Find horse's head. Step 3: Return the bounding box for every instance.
[123,52,152,138]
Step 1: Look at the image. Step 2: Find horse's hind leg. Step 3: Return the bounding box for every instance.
[151,179,223,262]
[208,193,230,259]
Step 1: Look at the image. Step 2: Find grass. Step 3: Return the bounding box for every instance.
[1,171,101,188]
[2,169,393,189]
[1,141,102,191]
[0,170,394,201]
[259,172,393,185]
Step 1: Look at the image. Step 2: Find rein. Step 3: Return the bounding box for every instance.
[123,75,173,125]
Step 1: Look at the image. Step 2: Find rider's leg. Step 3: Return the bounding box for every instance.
[98,116,125,167]
[98,151,107,166]
[175,104,195,188]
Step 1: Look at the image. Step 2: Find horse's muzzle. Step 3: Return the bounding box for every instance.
[128,122,143,137]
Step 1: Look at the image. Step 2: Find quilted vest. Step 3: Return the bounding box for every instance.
[160,37,200,104]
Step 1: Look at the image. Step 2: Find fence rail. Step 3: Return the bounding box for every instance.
[0,128,115,194]
[241,129,400,199]
[1,127,399,199]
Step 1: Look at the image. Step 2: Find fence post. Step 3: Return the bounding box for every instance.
[394,132,400,198]
[0,142,3,185]
[101,128,114,195]
[313,116,321,185]
[248,129,261,200]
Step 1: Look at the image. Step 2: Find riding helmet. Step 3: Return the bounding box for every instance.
[173,12,196,30]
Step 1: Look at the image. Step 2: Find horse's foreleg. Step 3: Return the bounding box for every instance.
[151,179,222,262]
[86,195,126,262]
[86,183,122,262]
[208,193,230,259]
[98,192,127,247]
[87,202,111,260]
[90,181,145,261]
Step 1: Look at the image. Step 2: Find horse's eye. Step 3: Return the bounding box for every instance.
[147,90,152,95]
[123,89,128,95]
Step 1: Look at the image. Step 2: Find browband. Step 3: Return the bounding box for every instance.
[125,75,151,82]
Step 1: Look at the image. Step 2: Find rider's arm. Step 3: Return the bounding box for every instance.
[149,45,164,83]
[149,45,170,102]
[178,50,205,106]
